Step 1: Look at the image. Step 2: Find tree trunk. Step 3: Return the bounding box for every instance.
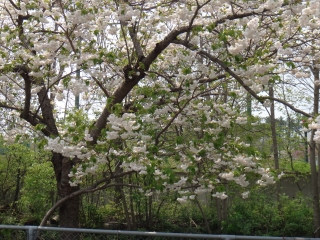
[129,175,136,229]
[195,198,211,234]
[36,86,81,228]
[311,67,320,237]
[269,87,279,170]
[269,86,280,204]
[51,153,80,228]
[310,135,320,237]
[148,195,153,229]
[121,188,131,230]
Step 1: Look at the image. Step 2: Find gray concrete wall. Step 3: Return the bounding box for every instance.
[280,175,312,199]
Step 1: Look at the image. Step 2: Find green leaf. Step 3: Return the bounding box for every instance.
[176,136,184,144]
[214,132,225,149]
[285,61,295,69]
[234,54,243,63]
[218,32,227,42]
[229,91,237,98]
[35,123,46,131]
[192,25,204,35]
[206,23,216,32]
[182,67,191,75]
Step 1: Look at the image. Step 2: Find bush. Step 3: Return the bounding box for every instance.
[152,197,218,233]
[222,191,312,237]
[80,201,126,229]
[18,161,56,224]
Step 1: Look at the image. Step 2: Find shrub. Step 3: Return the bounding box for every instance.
[222,191,312,237]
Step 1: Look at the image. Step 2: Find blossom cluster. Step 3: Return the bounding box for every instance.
[0,0,317,205]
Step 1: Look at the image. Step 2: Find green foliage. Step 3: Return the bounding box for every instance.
[285,61,296,69]
[98,202,123,221]
[152,198,216,233]
[80,203,106,229]
[0,140,53,224]
[279,195,312,236]
[19,161,56,224]
[0,228,26,240]
[222,193,312,237]
[182,67,191,75]
[0,211,19,225]
[0,143,34,204]
[80,200,132,229]
[280,160,310,173]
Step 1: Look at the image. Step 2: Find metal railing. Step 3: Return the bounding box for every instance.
[0,225,319,240]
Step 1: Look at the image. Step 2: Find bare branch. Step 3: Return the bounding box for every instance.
[172,39,264,103]
[92,76,111,98]
[128,25,145,60]
[12,65,31,119]
[262,96,312,118]
[90,25,196,143]
[8,0,20,10]
[39,170,136,227]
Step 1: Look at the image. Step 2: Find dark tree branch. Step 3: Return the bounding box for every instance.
[90,25,196,143]
[39,170,136,227]
[89,7,279,143]
[13,65,31,119]
[0,102,22,111]
[172,39,264,104]
[8,0,20,10]
[262,96,312,117]
[92,76,111,98]
[170,74,227,92]
[0,101,52,136]
[128,25,145,60]
[184,0,210,42]
[173,39,313,118]
[141,25,193,71]
[37,87,59,136]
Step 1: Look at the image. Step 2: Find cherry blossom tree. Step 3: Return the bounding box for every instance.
[0,0,320,234]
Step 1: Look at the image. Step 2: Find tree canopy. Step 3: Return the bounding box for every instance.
[0,0,320,233]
